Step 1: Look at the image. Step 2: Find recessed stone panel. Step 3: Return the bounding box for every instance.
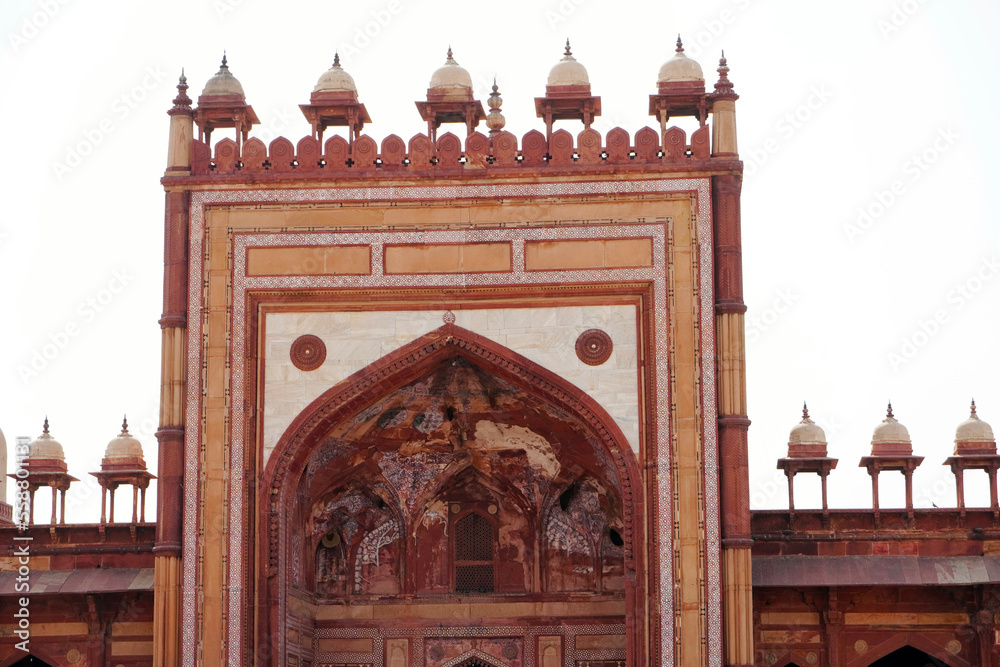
[525,238,653,271]
[246,245,370,276]
[384,242,511,274]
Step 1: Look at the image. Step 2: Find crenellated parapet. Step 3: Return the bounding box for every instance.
[188,123,717,178]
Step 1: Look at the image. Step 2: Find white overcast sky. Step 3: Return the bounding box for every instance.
[0,0,997,521]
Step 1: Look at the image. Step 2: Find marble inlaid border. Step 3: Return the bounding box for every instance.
[181,178,718,666]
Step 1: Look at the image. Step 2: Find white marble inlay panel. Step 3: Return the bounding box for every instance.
[263,305,639,464]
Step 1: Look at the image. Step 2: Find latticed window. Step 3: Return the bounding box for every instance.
[454,511,495,593]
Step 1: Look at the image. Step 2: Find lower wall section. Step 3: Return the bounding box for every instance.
[0,591,155,666]
[288,618,626,667]
[754,584,997,667]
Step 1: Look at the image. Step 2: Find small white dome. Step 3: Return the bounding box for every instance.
[789,405,827,446]
[956,401,995,443]
[658,37,705,83]
[872,404,911,444]
[314,53,357,94]
[429,48,472,90]
[547,41,590,87]
[29,419,65,461]
[104,418,144,461]
[201,54,246,98]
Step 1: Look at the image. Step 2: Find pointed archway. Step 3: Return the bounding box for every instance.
[868,646,951,667]
[6,655,56,667]
[852,633,970,667]
[444,650,508,667]
[256,323,645,666]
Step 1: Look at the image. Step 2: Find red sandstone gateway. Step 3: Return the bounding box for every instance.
[0,40,994,667]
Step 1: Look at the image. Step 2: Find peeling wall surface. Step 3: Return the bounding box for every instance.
[263,306,640,463]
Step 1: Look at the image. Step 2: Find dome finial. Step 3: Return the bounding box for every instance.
[564,39,572,57]
[955,399,995,451]
[788,401,827,451]
[429,47,473,90]
[43,416,49,435]
[676,34,684,53]
[201,51,247,98]
[121,415,130,436]
[886,402,894,419]
[333,52,340,67]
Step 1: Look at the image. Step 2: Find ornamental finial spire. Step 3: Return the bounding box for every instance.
[802,402,810,420]
[121,415,130,436]
[676,35,684,53]
[43,416,49,435]
[713,51,737,98]
[333,52,340,67]
[564,39,572,57]
[486,76,505,136]
[170,69,192,113]
[887,402,894,420]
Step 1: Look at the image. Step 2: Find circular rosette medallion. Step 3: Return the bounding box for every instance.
[290,334,326,371]
[575,329,613,366]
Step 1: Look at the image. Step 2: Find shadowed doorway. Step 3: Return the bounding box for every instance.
[869,646,950,667]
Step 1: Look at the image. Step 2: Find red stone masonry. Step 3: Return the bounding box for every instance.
[186,125,722,180]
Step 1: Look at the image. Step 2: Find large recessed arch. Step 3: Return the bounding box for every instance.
[256,323,646,665]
